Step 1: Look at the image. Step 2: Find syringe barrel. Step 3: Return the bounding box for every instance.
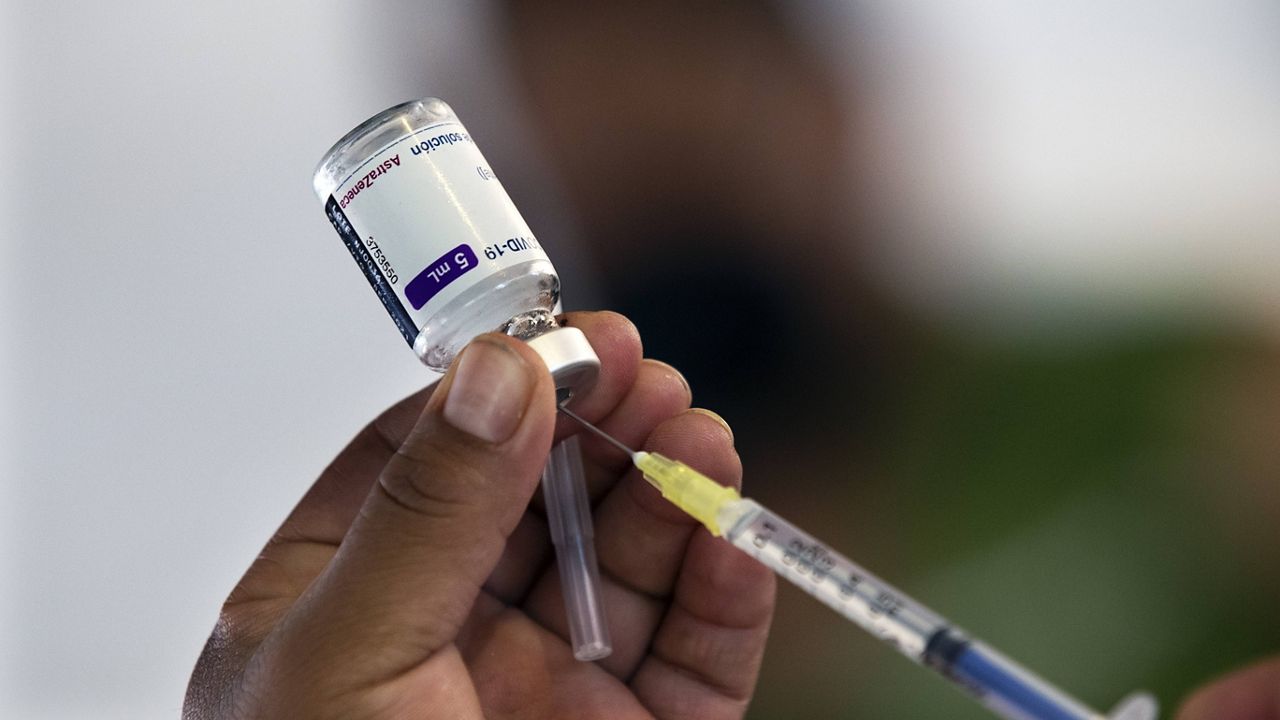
[942,640,1105,720]
[720,499,946,659]
[719,500,1114,720]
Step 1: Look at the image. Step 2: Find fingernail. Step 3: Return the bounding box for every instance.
[647,359,691,398]
[689,408,734,443]
[443,339,533,443]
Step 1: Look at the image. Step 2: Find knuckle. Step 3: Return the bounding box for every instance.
[377,441,490,521]
[213,597,285,655]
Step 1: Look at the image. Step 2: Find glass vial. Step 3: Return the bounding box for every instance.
[314,98,597,394]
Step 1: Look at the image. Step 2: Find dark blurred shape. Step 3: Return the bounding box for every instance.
[601,216,895,445]
[497,0,895,446]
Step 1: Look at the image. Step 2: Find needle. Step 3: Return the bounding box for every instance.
[557,405,639,459]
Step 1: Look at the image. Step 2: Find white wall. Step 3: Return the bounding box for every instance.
[822,0,1280,334]
[2,3,429,717]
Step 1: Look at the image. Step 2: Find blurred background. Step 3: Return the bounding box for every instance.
[3,1,1279,718]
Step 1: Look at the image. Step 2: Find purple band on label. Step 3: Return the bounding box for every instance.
[405,244,479,310]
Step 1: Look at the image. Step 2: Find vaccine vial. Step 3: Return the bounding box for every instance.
[314,98,598,395]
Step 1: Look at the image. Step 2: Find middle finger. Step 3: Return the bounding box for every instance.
[482,358,692,604]
[521,407,740,679]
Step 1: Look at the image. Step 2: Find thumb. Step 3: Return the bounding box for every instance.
[1177,656,1280,720]
[268,334,556,686]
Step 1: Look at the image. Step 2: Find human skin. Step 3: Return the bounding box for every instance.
[183,311,776,719]
[1177,657,1280,720]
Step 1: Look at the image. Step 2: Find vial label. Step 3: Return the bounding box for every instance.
[322,120,551,345]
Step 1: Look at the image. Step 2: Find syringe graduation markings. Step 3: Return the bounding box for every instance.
[558,406,1158,720]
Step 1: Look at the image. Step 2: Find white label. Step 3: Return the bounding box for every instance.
[323,120,552,345]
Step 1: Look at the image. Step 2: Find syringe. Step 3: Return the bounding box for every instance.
[559,407,1158,720]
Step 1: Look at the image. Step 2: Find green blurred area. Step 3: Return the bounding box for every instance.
[723,324,1280,719]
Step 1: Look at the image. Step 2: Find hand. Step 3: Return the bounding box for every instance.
[1178,656,1280,720]
[184,311,776,719]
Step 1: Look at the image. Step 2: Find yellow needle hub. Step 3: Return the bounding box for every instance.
[633,451,741,536]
